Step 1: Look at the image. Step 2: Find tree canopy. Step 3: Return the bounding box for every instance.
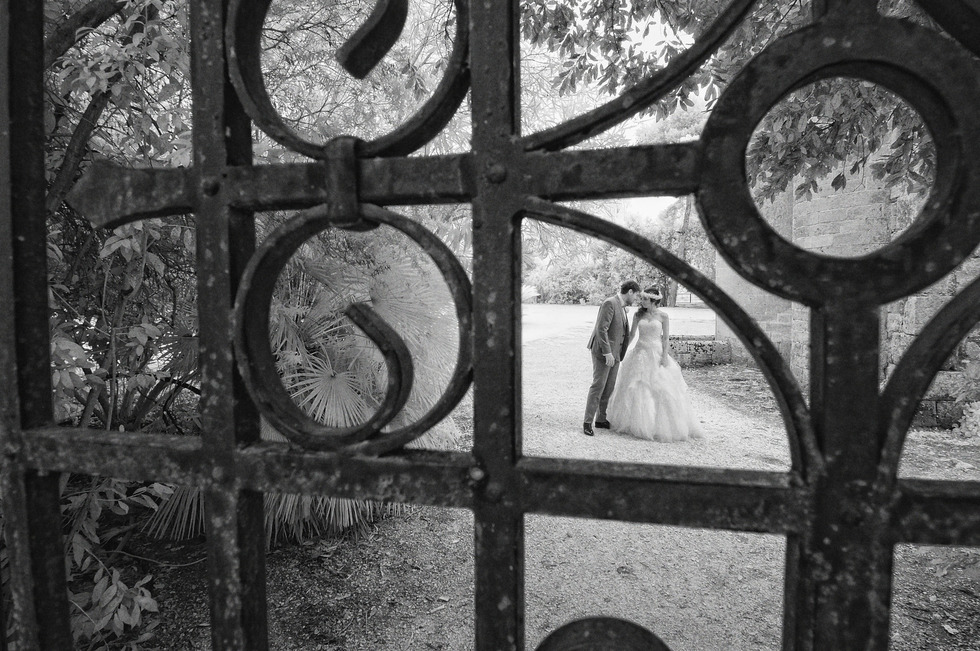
[521,0,941,201]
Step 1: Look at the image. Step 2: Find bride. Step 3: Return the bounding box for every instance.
[608,286,704,442]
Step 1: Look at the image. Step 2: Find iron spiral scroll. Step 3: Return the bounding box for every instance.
[51,0,980,649]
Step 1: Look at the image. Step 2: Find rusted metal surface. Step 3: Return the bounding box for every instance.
[189,0,267,647]
[537,617,673,651]
[519,458,808,532]
[468,2,527,648]
[2,1,72,648]
[226,0,469,159]
[65,163,195,228]
[3,0,980,649]
[335,0,408,79]
[69,143,701,226]
[892,479,980,545]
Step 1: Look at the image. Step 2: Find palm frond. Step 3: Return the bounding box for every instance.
[287,356,371,427]
[146,228,463,545]
[142,485,205,540]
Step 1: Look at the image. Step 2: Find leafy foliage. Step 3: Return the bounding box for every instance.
[144,222,462,546]
[521,0,938,199]
[526,198,713,304]
[951,402,980,440]
[1,0,473,647]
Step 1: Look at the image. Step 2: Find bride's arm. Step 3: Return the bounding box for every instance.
[660,312,670,365]
[628,311,641,344]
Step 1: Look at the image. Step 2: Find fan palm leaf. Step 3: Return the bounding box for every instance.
[142,485,205,540]
[145,227,462,544]
[287,355,371,427]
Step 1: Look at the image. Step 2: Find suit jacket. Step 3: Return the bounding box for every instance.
[587,295,630,361]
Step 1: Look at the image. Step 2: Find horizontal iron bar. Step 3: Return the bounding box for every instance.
[521,143,701,201]
[19,427,208,484]
[18,428,475,507]
[234,443,476,507]
[228,143,700,211]
[67,163,196,228]
[22,431,980,544]
[69,143,702,228]
[518,456,810,533]
[892,478,980,546]
[227,154,472,211]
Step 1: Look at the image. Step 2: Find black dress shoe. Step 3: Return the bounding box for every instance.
[594,420,611,429]
[582,423,594,436]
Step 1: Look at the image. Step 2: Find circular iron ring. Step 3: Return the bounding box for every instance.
[698,18,980,306]
[536,617,674,651]
[234,203,472,455]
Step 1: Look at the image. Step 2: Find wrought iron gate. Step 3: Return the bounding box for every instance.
[3,0,980,649]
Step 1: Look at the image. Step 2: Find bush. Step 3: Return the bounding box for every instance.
[951,401,980,439]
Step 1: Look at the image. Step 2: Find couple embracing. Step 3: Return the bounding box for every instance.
[583,280,703,442]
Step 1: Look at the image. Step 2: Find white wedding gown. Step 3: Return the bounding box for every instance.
[608,314,704,442]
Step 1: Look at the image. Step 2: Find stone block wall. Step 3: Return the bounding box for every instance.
[714,189,794,369]
[713,168,980,428]
[792,187,892,256]
[670,336,732,367]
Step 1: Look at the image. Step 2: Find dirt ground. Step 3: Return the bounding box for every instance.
[139,311,980,650]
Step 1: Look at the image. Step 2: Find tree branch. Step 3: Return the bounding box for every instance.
[44,0,126,69]
[46,2,160,214]
[46,90,110,213]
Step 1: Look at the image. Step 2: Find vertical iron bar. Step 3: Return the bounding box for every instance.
[469,1,525,649]
[190,1,266,649]
[0,2,13,646]
[809,304,892,650]
[782,533,813,651]
[1,1,72,648]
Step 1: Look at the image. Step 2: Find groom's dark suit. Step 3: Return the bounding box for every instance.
[584,294,631,426]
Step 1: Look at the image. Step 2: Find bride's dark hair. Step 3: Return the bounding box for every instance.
[637,285,663,316]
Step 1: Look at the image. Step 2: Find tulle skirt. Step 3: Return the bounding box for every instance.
[608,341,703,442]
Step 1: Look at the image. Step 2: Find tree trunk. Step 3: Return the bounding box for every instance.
[667,196,692,307]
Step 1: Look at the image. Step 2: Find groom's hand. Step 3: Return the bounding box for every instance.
[604,353,615,367]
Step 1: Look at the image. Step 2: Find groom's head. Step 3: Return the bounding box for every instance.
[619,280,641,305]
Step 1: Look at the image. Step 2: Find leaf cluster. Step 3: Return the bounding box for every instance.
[522,0,942,198]
[525,198,713,304]
[17,1,475,646]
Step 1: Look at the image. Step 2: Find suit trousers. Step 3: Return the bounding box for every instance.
[584,352,620,424]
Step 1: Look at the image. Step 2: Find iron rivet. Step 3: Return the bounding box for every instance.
[485,164,507,184]
[484,481,503,502]
[203,179,221,196]
[841,506,864,526]
[469,466,486,482]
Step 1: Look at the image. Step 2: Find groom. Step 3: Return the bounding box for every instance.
[583,280,640,436]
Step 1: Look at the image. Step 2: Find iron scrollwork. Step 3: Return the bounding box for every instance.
[45,0,980,648]
[225,0,470,158]
[232,198,473,455]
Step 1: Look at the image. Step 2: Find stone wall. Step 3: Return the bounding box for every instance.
[670,336,732,367]
[714,169,980,428]
[714,189,794,367]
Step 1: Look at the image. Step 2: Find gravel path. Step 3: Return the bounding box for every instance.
[150,306,980,650]
[518,314,789,650]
